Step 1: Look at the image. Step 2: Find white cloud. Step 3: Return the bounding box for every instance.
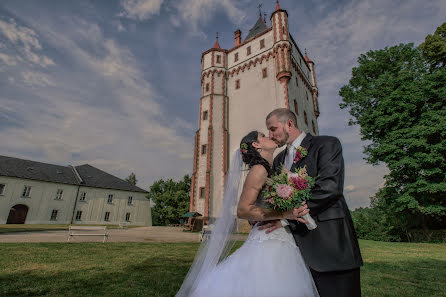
[0,52,16,65]
[173,0,246,33]
[119,0,164,21]
[344,184,356,193]
[21,71,54,87]
[0,18,54,67]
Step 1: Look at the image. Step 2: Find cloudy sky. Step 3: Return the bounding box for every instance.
[0,0,444,209]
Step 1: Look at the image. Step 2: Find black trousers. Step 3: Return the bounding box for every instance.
[310,267,361,297]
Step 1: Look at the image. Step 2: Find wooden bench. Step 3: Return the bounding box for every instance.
[67,226,109,243]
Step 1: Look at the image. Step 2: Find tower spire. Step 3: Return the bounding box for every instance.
[213,32,221,49]
[275,0,281,10]
[258,3,262,17]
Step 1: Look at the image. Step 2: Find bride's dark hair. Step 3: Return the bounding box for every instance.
[240,131,272,176]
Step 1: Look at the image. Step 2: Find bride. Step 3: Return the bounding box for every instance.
[176,131,319,297]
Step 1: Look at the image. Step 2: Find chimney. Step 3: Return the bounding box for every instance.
[234,29,241,46]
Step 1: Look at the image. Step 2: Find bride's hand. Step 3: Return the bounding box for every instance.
[283,203,310,221]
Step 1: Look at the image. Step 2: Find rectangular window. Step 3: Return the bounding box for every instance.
[203,110,208,120]
[295,76,298,86]
[0,184,5,195]
[262,68,267,78]
[205,83,209,92]
[306,92,309,101]
[312,121,316,134]
[260,39,265,49]
[125,212,131,222]
[55,189,63,200]
[107,194,113,204]
[216,55,221,63]
[235,79,240,89]
[128,196,133,205]
[75,211,82,221]
[50,209,58,221]
[234,52,238,62]
[200,187,205,199]
[22,186,31,197]
[246,46,251,55]
[79,192,86,201]
[294,100,299,115]
[104,211,110,221]
[304,111,308,126]
[201,144,207,155]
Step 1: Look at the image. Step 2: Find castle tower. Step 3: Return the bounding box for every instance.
[190,2,320,221]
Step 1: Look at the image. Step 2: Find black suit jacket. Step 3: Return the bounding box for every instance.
[273,133,363,272]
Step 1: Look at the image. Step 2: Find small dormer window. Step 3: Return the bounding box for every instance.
[246,46,251,56]
[216,55,221,63]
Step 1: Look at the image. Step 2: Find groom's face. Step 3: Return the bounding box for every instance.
[266,115,289,147]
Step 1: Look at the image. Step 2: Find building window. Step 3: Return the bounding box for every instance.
[260,39,265,49]
[246,46,251,56]
[235,79,240,89]
[128,196,133,205]
[282,26,285,35]
[104,211,110,221]
[203,110,208,120]
[312,121,316,134]
[294,100,299,115]
[200,187,205,199]
[22,186,31,197]
[216,55,221,63]
[304,111,308,126]
[55,189,63,200]
[50,209,58,221]
[306,92,309,101]
[79,192,86,201]
[125,212,131,222]
[0,184,5,195]
[295,76,298,86]
[205,83,209,92]
[234,52,238,62]
[107,194,113,204]
[262,68,267,78]
[75,211,82,221]
[201,144,207,155]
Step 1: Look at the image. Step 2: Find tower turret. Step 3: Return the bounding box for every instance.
[305,51,320,118]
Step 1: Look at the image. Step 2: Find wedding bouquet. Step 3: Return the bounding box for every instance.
[262,166,318,230]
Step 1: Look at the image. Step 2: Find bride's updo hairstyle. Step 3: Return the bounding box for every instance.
[240,131,272,175]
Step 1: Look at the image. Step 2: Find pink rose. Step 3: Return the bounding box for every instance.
[275,184,293,199]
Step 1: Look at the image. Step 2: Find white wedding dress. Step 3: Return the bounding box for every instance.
[190,196,319,297]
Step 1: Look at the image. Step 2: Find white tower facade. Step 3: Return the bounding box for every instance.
[190,3,320,221]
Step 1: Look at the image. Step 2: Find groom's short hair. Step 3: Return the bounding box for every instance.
[266,108,297,127]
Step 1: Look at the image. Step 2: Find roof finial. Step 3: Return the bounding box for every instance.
[213,32,221,49]
[275,0,281,10]
[258,3,262,17]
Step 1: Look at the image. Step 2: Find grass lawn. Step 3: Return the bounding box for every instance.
[0,240,444,297]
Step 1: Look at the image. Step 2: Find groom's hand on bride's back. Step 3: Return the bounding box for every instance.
[257,220,282,233]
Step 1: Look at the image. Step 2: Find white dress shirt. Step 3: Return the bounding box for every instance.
[281,131,306,228]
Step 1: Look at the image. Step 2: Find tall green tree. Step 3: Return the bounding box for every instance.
[339,42,446,235]
[147,175,191,226]
[125,172,137,185]
[420,22,446,69]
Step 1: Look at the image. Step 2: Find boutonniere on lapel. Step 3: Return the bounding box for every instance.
[294,146,308,164]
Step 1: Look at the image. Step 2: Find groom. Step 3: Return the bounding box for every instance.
[262,108,363,297]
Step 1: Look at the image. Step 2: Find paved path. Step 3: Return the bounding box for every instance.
[0,226,201,243]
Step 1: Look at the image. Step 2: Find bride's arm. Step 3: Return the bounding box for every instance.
[237,165,299,221]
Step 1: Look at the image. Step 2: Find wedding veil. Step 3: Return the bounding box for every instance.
[176,150,244,297]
